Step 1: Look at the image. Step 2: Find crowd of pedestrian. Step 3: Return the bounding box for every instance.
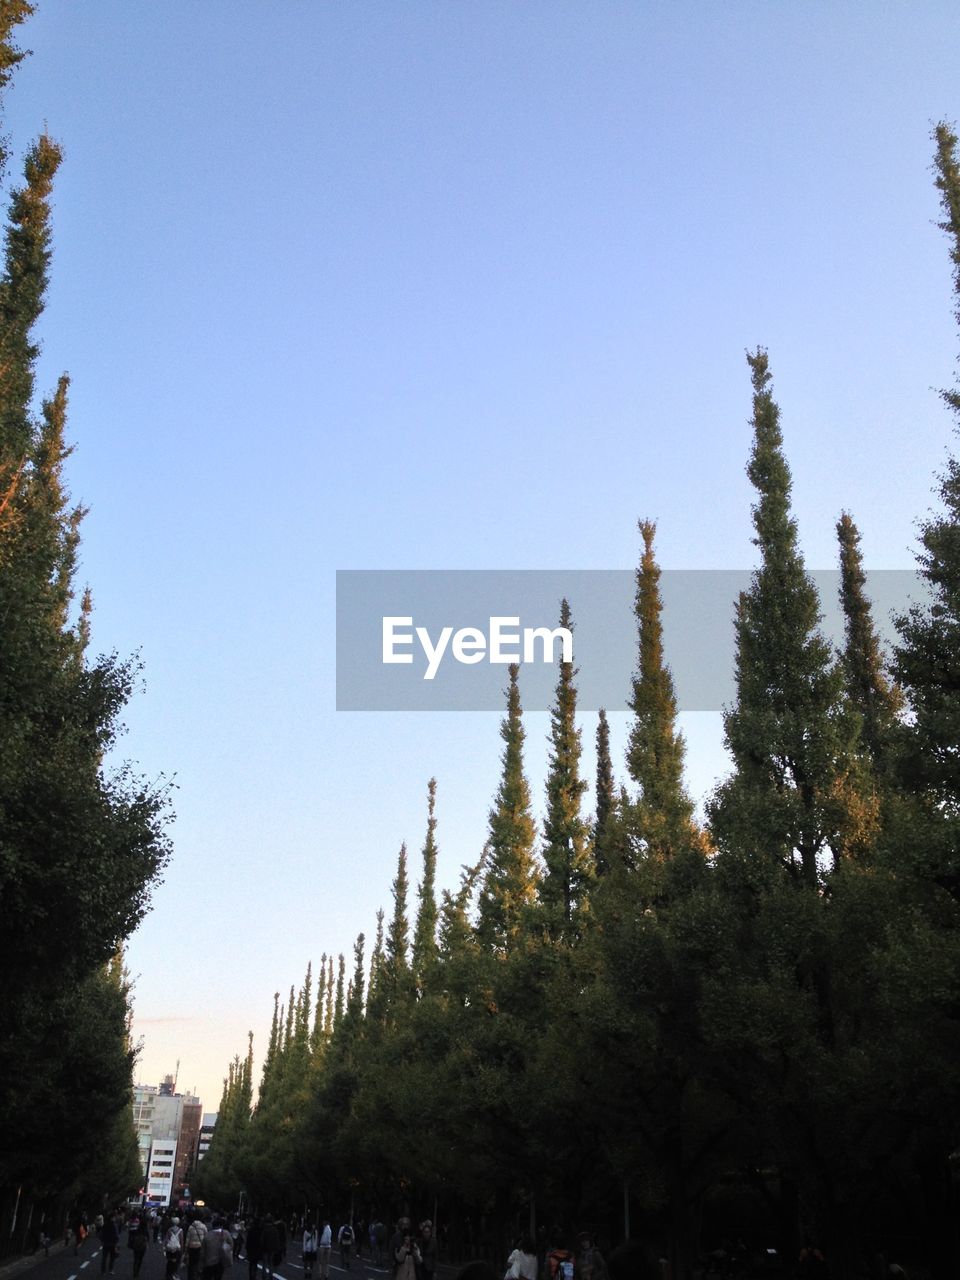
[49,1203,922,1280]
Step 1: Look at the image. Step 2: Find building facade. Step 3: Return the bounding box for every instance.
[133,1077,202,1208]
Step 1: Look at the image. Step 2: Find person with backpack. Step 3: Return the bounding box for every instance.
[164,1217,184,1280]
[185,1214,208,1280]
[338,1222,355,1271]
[202,1217,234,1280]
[545,1230,575,1280]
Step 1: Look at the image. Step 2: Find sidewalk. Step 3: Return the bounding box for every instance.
[0,1241,68,1280]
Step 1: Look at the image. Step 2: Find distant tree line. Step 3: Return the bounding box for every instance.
[197,128,960,1280]
[0,1,171,1255]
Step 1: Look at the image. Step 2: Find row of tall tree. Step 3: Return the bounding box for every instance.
[197,129,960,1280]
[0,1,171,1254]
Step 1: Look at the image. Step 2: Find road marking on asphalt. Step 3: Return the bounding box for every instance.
[261,1266,386,1280]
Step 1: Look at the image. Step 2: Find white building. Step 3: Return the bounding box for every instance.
[133,1078,196,1207]
[146,1138,178,1205]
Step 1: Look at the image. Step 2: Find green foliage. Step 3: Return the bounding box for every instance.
[383,843,412,1015]
[540,599,590,934]
[411,778,440,993]
[189,125,960,1279]
[709,352,869,890]
[194,1037,253,1208]
[0,4,169,1243]
[626,522,697,861]
[476,663,538,950]
[836,512,902,770]
[593,708,616,877]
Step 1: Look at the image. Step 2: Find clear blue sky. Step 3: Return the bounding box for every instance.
[8,1,960,1109]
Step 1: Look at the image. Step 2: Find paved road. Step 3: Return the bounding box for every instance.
[0,1240,455,1280]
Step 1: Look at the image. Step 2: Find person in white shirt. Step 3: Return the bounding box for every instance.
[302,1221,319,1280]
[318,1222,332,1280]
[505,1235,538,1280]
[164,1220,183,1280]
[185,1217,208,1280]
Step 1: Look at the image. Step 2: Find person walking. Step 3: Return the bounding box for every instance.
[318,1221,332,1280]
[100,1212,120,1274]
[576,1234,607,1280]
[186,1215,208,1280]
[338,1222,355,1271]
[545,1231,575,1280]
[164,1218,184,1280]
[302,1220,319,1280]
[394,1232,421,1280]
[72,1212,88,1255]
[202,1217,234,1280]
[130,1220,150,1279]
[245,1219,262,1280]
[372,1222,386,1268]
[418,1221,438,1280]
[389,1219,410,1268]
[504,1235,537,1280]
[259,1219,279,1279]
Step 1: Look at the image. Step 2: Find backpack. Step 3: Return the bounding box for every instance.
[552,1256,574,1280]
[341,1227,353,1245]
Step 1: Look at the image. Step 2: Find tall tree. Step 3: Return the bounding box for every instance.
[476,663,537,950]
[411,778,439,994]
[593,708,616,877]
[836,512,902,768]
[383,842,411,1013]
[709,352,867,888]
[625,521,701,867]
[334,954,346,1029]
[284,983,295,1052]
[260,991,281,1102]
[324,959,335,1037]
[894,123,960,872]
[0,15,170,1233]
[539,599,589,933]
[345,934,366,1029]
[366,910,386,1027]
[311,955,327,1055]
[587,530,718,1280]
